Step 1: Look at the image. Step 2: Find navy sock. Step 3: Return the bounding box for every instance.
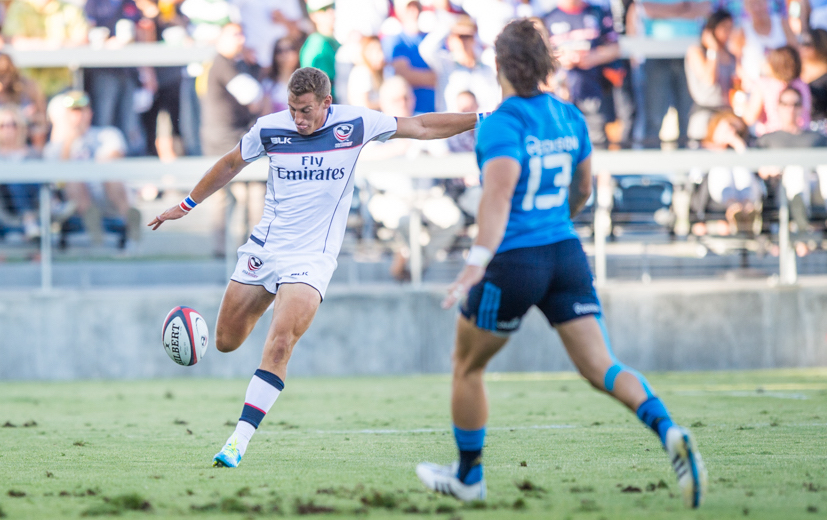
[636,396,674,447]
[453,425,485,484]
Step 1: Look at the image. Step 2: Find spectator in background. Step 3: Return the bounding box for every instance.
[200,22,261,256]
[180,0,236,43]
[201,22,262,156]
[361,75,461,281]
[262,36,301,114]
[731,0,796,88]
[447,90,477,152]
[300,0,339,100]
[84,0,146,157]
[459,0,531,50]
[334,0,388,45]
[810,0,827,31]
[756,86,826,144]
[418,14,500,112]
[800,28,827,132]
[545,0,621,148]
[1,0,88,97]
[385,0,436,114]
[348,35,385,109]
[0,52,46,148]
[587,0,637,149]
[685,9,737,142]
[1,1,11,36]
[756,86,827,254]
[134,0,201,159]
[232,0,306,71]
[743,45,811,135]
[697,109,765,235]
[638,0,711,148]
[0,104,41,240]
[44,91,140,246]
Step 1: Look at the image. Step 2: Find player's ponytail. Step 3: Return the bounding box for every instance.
[494,19,558,97]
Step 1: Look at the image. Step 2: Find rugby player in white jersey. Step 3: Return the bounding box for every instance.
[148,67,481,468]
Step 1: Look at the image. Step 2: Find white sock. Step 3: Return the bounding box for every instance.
[230,369,285,456]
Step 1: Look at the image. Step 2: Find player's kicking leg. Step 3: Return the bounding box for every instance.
[213,282,321,468]
[556,314,708,508]
[416,316,508,502]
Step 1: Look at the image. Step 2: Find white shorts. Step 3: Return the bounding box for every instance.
[230,239,338,299]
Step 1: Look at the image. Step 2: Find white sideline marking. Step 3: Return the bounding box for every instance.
[674,390,810,400]
[259,424,575,436]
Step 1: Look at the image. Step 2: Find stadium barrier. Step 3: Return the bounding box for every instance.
[4,36,694,90]
[2,277,826,380]
[2,148,824,290]
[4,36,694,69]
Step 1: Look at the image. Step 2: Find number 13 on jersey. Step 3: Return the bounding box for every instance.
[522,152,572,212]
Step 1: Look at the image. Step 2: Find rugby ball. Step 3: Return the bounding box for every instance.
[162,306,209,366]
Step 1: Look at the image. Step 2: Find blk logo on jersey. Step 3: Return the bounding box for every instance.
[248,256,263,271]
[271,136,292,145]
[333,124,354,142]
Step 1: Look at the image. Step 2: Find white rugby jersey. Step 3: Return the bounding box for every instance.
[240,104,397,259]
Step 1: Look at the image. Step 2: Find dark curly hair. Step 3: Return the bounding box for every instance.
[494,19,558,97]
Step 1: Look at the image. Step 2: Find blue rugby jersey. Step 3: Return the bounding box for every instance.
[475,93,592,253]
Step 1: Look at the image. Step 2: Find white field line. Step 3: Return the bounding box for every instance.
[673,390,810,400]
[258,424,575,436]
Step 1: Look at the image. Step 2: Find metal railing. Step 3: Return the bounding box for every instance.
[2,148,825,290]
[3,36,693,70]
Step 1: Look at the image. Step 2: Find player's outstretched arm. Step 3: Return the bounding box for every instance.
[442,157,520,309]
[569,155,593,218]
[393,112,477,140]
[148,144,250,230]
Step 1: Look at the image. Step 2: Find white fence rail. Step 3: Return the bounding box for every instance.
[2,149,825,290]
[3,36,693,71]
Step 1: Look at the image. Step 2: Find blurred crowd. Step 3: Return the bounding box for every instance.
[0,0,827,260]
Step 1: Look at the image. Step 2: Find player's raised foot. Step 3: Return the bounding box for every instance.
[212,434,242,468]
[666,425,707,508]
[416,462,486,502]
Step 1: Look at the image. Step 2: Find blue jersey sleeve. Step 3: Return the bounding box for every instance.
[476,110,523,169]
[574,108,592,165]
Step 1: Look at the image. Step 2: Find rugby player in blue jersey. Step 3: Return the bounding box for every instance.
[416,19,708,508]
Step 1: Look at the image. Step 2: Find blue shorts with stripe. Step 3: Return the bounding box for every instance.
[460,238,601,333]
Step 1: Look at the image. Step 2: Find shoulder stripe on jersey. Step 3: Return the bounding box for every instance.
[260,117,365,154]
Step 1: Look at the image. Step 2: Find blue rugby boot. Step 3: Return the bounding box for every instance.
[212,434,242,468]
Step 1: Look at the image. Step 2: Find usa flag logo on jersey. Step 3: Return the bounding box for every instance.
[248,256,263,271]
[333,124,354,142]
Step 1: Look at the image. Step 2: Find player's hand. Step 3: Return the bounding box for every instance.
[148,205,187,230]
[442,265,485,309]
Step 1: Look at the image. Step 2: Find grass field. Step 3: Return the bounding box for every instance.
[1,369,826,519]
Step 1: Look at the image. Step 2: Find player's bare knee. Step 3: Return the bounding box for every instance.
[452,353,488,379]
[574,359,609,391]
[215,333,242,353]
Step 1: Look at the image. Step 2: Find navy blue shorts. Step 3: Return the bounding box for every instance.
[460,238,601,333]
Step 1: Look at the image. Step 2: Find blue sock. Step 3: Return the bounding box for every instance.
[453,425,485,484]
[636,396,674,447]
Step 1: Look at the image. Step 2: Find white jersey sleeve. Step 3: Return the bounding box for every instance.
[240,118,266,162]
[363,109,398,144]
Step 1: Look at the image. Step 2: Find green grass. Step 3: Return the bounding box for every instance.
[1,369,826,519]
